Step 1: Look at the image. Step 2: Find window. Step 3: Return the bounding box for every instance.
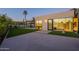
[36,20,42,30]
[53,18,73,32]
[53,19,65,30]
[48,19,53,30]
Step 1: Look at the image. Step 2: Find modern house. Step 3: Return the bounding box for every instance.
[35,9,79,32]
[14,19,35,28]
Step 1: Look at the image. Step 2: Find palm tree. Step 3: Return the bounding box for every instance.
[23,10,27,28]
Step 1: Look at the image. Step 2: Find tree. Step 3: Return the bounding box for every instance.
[0,14,12,36]
[73,8,79,33]
[76,9,79,34]
[32,17,35,27]
[23,10,27,28]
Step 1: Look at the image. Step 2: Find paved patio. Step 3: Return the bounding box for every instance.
[0,31,79,51]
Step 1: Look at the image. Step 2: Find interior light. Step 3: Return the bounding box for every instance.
[36,21,38,23]
[45,19,47,23]
[39,20,42,23]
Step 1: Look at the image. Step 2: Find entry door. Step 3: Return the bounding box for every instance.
[36,20,42,31]
[48,19,53,30]
[36,26,42,31]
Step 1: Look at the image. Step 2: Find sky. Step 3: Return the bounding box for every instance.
[0,8,70,21]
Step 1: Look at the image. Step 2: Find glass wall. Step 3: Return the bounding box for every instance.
[53,18,73,32]
[64,18,73,32]
[53,19,65,31]
[48,19,53,30]
[36,20,42,30]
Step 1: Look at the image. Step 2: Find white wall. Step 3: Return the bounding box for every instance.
[42,19,48,31]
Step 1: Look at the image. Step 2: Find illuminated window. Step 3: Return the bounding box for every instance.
[39,20,42,24]
[53,18,73,32]
[64,18,73,32]
[48,19,53,30]
[36,21,38,23]
[36,20,42,30]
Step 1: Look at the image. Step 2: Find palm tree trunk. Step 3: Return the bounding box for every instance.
[23,19,25,28]
[25,15,26,28]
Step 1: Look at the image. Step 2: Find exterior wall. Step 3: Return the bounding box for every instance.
[35,10,74,31]
[35,18,48,31]
[42,19,48,31]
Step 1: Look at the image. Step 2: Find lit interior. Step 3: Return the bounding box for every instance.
[73,18,78,32]
[36,20,42,30]
[36,17,78,32]
[46,18,74,32]
[45,19,47,23]
[48,20,52,30]
[53,18,73,32]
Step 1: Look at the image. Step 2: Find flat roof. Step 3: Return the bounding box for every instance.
[35,9,74,20]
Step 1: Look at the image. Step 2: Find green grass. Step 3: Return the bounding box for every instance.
[48,31,79,38]
[7,28,36,38]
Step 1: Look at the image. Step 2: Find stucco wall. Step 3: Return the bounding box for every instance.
[42,19,48,31]
[35,10,74,31]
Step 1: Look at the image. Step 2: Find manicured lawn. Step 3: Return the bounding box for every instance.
[48,31,79,38]
[7,28,36,38]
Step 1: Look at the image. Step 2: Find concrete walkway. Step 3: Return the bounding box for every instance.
[0,31,79,51]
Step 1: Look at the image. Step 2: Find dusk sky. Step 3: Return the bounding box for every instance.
[0,8,70,21]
